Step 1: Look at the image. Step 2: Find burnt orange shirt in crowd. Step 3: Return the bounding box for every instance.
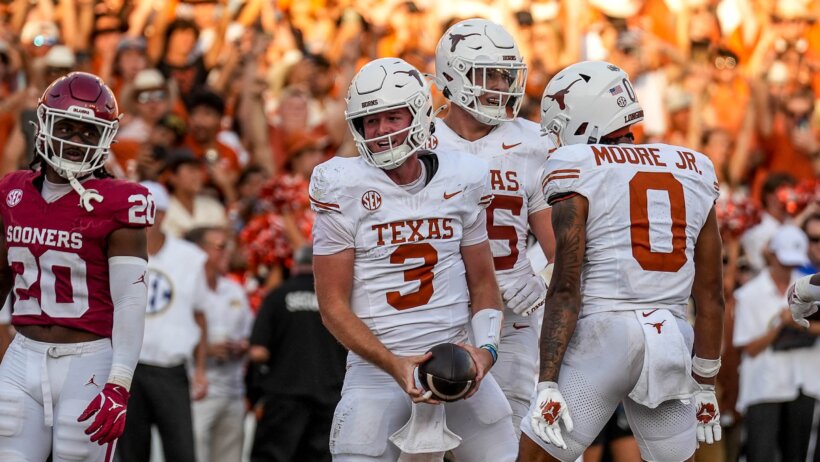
[750,115,816,203]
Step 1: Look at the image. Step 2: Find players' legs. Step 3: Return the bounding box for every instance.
[50,339,114,462]
[519,312,644,461]
[622,396,696,462]
[0,336,52,462]
[584,403,640,462]
[447,373,518,462]
[330,363,411,462]
[493,314,538,434]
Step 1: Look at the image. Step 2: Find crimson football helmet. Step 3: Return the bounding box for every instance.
[35,72,119,179]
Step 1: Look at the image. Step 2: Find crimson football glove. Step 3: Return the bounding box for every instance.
[77,383,130,445]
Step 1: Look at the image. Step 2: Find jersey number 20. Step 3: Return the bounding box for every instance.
[8,247,88,318]
[629,172,687,272]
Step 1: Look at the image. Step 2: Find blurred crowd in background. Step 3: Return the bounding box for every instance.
[0,0,818,461]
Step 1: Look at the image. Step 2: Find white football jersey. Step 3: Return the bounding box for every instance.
[309,153,493,358]
[542,143,720,316]
[433,118,554,288]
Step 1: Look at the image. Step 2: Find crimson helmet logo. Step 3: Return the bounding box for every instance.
[361,190,382,211]
[6,189,22,208]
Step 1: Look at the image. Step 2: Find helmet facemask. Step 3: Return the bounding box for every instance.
[349,99,431,170]
[454,61,527,125]
[36,104,118,179]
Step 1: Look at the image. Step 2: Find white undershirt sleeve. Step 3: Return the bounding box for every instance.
[107,256,149,390]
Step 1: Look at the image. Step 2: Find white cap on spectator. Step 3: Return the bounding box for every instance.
[140,181,169,212]
[769,225,810,267]
[44,45,75,69]
[133,69,165,92]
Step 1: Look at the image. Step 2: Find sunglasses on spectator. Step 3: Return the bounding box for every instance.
[137,90,167,103]
[714,56,737,70]
[809,235,820,244]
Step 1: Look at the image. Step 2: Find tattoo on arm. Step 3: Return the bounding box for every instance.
[539,195,587,382]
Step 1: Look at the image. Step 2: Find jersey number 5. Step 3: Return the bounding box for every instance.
[628,172,687,272]
[8,247,89,318]
[486,195,523,271]
[387,243,437,310]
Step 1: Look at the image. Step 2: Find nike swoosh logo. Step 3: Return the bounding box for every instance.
[443,190,463,200]
[642,309,659,317]
[502,142,522,150]
[512,323,529,330]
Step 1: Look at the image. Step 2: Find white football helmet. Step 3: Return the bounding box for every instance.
[345,58,433,170]
[540,61,643,146]
[435,18,527,125]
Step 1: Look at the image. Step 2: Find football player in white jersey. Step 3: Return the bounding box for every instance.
[789,273,820,327]
[310,58,518,462]
[519,61,725,462]
[433,18,556,432]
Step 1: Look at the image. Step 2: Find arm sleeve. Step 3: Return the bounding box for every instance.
[107,256,149,390]
[313,212,356,255]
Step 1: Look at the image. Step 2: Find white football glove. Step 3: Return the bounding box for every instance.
[694,384,722,444]
[530,381,573,449]
[502,273,547,316]
[788,277,819,329]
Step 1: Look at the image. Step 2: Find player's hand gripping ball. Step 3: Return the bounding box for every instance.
[417,343,477,401]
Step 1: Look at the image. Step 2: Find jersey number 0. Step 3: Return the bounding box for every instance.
[628,171,687,272]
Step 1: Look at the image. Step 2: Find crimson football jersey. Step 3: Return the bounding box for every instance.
[0,170,154,337]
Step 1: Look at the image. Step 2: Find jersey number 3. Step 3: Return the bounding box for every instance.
[387,243,437,310]
[629,172,687,272]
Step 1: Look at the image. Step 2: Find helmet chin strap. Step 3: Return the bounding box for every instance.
[65,170,103,212]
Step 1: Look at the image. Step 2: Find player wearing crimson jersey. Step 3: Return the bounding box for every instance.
[519,61,725,462]
[312,58,517,461]
[0,72,151,461]
[433,18,556,431]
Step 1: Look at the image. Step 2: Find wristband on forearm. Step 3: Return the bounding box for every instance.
[471,308,502,364]
[692,355,721,378]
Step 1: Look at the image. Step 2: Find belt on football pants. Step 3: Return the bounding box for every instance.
[16,335,110,427]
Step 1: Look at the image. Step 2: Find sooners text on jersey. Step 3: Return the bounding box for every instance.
[0,170,154,337]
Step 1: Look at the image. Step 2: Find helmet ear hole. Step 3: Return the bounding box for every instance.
[574,122,588,136]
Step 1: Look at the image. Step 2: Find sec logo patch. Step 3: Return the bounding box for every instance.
[361,190,382,211]
[6,189,22,208]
